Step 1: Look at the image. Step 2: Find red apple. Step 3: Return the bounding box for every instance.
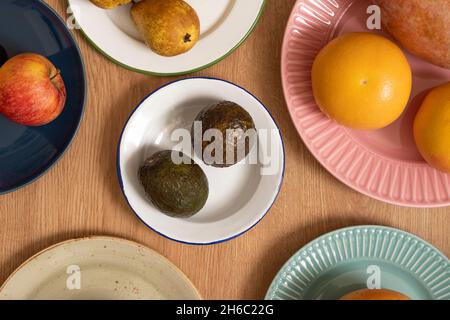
[0,53,66,126]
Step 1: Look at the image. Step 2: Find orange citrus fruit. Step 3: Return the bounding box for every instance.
[340,289,410,300]
[414,82,450,173]
[312,32,412,130]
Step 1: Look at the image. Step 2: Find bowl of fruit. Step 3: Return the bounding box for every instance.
[0,0,86,194]
[282,0,450,207]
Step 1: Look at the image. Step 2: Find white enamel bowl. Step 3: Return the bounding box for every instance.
[68,0,266,75]
[117,78,285,244]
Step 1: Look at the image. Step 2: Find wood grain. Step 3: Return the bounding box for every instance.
[0,0,448,300]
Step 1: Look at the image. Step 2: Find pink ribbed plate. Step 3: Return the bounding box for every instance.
[282,0,450,207]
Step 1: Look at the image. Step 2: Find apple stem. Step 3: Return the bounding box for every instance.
[50,69,61,81]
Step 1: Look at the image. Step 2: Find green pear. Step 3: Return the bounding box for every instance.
[131,0,200,57]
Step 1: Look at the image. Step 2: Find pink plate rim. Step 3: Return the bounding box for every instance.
[281,0,450,208]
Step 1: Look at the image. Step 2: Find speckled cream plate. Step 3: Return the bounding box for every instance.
[0,237,201,300]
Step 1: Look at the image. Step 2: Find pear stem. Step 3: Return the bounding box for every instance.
[184,33,192,43]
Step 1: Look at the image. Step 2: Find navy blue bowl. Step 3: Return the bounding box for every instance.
[0,0,86,194]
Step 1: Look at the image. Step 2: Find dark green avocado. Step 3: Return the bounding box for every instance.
[192,101,256,167]
[138,150,208,218]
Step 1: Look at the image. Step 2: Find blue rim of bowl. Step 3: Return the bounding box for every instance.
[0,0,87,195]
[116,77,286,245]
[68,0,267,77]
[265,225,450,300]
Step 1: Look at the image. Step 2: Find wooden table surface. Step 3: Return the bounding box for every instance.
[0,0,448,300]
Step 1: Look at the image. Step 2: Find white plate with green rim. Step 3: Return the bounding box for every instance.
[0,237,201,300]
[266,226,450,300]
[67,0,266,76]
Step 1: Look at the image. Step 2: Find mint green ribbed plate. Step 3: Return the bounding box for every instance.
[266,226,450,300]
